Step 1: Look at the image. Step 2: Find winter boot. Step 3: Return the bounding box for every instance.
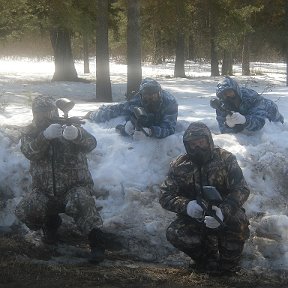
[88,228,106,264]
[189,257,219,274]
[218,240,244,275]
[218,260,241,276]
[42,215,62,245]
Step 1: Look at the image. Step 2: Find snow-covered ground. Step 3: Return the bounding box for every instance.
[0,58,287,271]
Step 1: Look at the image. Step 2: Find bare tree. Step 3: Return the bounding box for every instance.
[284,0,288,86]
[96,0,112,102]
[174,0,186,78]
[222,50,233,76]
[242,34,250,76]
[50,28,79,81]
[209,3,220,77]
[126,0,142,100]
[174,33,186,77]
[83,31,90,74]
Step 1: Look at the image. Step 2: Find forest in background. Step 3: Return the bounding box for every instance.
[0,0,286,61]
[1,0,288,100]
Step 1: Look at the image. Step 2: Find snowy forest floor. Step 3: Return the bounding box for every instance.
[1,233,287,288]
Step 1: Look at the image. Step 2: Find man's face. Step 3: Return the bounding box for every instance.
[141,92,161,112]
[184,136,211,165]
[185,136,210,152]
[222,89,240,108]
[223,89,235,99]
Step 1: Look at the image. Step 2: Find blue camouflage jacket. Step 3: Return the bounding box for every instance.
[89,90,178,139]
[215,76,284,133]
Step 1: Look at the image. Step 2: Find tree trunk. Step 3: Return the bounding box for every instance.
[187,34,195,61]
[127,0,142,100]
[210,38,219,76]
[152,30,163,65]
[285,0,288,86]
[83,32,90,74]
[242,34,250,76]
[50,28,78,81]
[174,33,186,77]
[96,0,112,102]
[209,1,219,77]
[222,50,233,76]
[286,49,288,86]
[174,0,186,78]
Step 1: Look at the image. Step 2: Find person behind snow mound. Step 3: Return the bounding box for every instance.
[85,78,178,140]
[215,76,284,134]
[15,95,105,264]
[159,122,250,275]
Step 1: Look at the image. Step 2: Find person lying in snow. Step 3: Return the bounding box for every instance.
[159,122,250,275]
[214,76,284,133]
[85,78,178,140]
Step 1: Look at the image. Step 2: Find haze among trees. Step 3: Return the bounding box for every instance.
[0,0,288,102]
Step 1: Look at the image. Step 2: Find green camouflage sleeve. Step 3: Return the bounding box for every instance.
[159,159,190,215]
[20,132,51,161]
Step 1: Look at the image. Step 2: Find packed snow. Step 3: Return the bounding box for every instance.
[0,58,288,271]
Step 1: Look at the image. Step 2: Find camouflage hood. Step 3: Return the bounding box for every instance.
[139,78,162,96]
[139,78,163,113]
[32,95,57,115]
[183,122,214,152]
[216,76,242,100]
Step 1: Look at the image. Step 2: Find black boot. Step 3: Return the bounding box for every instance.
[88,228,105,264]
[42,215,62,245]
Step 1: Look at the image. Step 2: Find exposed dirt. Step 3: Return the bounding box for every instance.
[0,233,287,288]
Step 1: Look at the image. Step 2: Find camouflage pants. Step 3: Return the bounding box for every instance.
[15,186,103,235]
[166,208,250,269]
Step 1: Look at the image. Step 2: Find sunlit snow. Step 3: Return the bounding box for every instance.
[0,58,287,271]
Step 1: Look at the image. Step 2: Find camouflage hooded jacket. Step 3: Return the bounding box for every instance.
[21,124,97,197]
[215,76,284,133]
[89,90,178,139]
[159,122,250,221]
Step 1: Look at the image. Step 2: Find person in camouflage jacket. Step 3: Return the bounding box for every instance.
[86,78,178,139]
[159,122,250,275]
[215,76,284,133]
[15,95,105,264]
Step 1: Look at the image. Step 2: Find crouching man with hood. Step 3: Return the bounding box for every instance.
[159,122,250,275]
[215,76,284,133]
[15,95,105,264]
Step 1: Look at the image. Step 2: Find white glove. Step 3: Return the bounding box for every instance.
[124,121,135,136]
[43,124,63,140]
[225,112,246,127]
[204,206,224,229]
[63,125,79,141]
[186,200,204,219]
[133,128,152,141]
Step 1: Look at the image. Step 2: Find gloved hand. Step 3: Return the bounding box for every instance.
[86,106,110,123]
[142,127,152,136]
[124,121,135,136]
[63,125,79,140]
[186,200,204,219]
[43,124,63,140]
[225,112,246,127]
[133,128,152,141]
[204,206,224,229]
